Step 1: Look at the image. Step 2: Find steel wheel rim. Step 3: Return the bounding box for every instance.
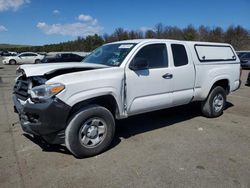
[78,117,107,148]
[213,94,224,112]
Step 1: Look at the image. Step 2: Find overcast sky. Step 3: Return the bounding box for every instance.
[0,0,249,45]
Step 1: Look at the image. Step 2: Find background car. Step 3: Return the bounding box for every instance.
[2,52,44,65]
[236,51,250,58]
[246,72,250,86]
[240,52,250,69]
[41,52,84,63]
[0,50,17,57]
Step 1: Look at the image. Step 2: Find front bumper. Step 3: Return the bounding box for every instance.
[13,95,71,144]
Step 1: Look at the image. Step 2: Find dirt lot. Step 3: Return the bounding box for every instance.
[0,65,250,188]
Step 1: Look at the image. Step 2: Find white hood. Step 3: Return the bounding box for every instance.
[18,62,109,77]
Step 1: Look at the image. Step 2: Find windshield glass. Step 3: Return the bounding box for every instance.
[83,43,136,66]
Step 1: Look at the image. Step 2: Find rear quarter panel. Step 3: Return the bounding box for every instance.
[187,43,241,101]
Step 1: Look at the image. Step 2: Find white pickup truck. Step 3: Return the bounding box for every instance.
[13,39,241,157]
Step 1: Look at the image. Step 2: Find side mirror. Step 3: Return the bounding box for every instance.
[129,57,149,70]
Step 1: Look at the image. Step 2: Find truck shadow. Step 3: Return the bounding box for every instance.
[23,134,72,155]
[23,101,234,156]
[115,102,202,140]
[112,101,234,145]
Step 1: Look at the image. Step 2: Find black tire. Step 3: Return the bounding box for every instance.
[65,105,115,158]
[34,59,41,64]
[201,86,226,118]
[9,59,16,65]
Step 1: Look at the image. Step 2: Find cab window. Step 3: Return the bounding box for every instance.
[171,44,188,67]
[133,44,168,68]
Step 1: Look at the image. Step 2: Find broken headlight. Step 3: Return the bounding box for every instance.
[30,83,65,102]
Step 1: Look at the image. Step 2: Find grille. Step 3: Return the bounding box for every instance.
[13,80,29,100]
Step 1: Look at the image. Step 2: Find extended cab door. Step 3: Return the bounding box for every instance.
[168,42,195,106]
[125,43,173,116]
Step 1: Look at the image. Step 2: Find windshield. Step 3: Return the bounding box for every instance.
[83,43,136,66]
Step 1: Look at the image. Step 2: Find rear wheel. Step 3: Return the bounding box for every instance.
[65,105,115,158]
[9,59,16,65]
[201,86,226,118]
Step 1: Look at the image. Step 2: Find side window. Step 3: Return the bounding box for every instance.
[71,54,82,61]
[28,53,37,57]
[70,54,77,58]
[171,44,188,67]
[72,54,81,58]
[61,54,71,59]
[133,44,168,68]
[19,54,28,57]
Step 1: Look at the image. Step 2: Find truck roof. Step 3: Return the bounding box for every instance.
[110,39,230,46]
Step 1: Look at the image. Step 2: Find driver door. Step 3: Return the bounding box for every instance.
[125,43,173,116]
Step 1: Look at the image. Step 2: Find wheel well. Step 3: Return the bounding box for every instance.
[212,79,230,94]
[68,95,119,120]
[9,59,16,63]
[35,59,40,63]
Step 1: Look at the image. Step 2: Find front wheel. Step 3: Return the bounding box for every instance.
[201,86,226,118]
[65,105,115,158]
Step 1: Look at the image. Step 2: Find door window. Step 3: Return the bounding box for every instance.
[19,54,29,57]
[133,44,168,68]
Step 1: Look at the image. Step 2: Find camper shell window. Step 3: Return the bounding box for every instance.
[194,44,236,62]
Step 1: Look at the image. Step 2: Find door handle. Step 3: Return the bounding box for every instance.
[162,73,173,79]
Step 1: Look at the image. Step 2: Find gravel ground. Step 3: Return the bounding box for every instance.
[0,65,250,188]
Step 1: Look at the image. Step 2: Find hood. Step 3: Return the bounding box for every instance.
[18,62,109,77]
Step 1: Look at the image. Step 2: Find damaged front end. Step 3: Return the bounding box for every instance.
[13,69,71,144]
[14,72,47,101]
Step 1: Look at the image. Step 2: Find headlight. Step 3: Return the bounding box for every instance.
[30,83,65,101]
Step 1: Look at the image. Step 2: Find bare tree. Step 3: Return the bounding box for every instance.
[145,30,156,38]
[155,23,164,38]
[6,24,250,52]
[113,28,129,41]
[183,25,198,41]
[198,25,210,41]
[163,26,183,40]
[208,27,224,42]
[224,25,250,50]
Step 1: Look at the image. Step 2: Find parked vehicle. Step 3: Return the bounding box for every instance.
[2,52,44,65]
[0,50,17,56]
[239,52,250,69]
[236,51,250,58]
[246,72,250,86]
[41,53,84,63]
[13,39,241,157]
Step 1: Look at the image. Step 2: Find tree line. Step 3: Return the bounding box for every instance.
[6,24,250,52]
